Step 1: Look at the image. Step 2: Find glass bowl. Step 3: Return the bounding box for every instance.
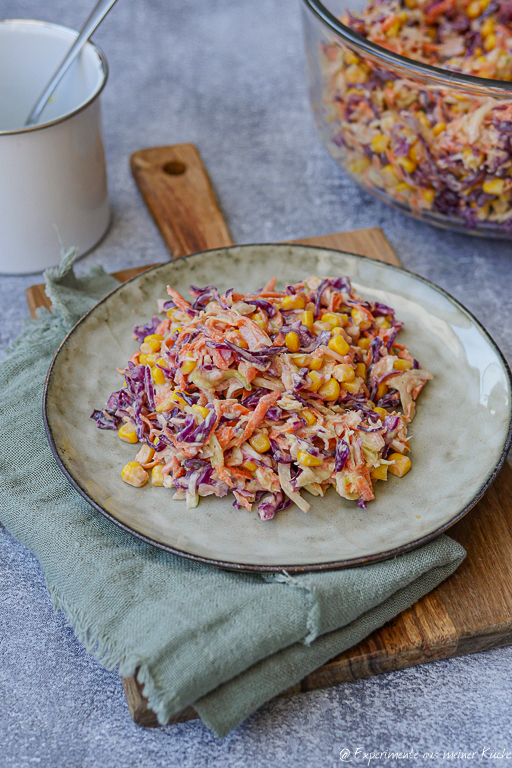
[301,0,512,237]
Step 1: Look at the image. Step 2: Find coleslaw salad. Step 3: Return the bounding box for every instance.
[92,276,432,520]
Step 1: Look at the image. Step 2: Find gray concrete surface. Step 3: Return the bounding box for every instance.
[1,0,512,765]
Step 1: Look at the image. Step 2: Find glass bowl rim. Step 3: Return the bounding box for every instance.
[302,0,512,96]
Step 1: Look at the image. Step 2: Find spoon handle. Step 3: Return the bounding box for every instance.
[25,0,119,127]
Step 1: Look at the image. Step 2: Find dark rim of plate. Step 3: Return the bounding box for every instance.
[43,243,512,573]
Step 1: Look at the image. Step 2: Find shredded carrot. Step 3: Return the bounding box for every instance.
[215,465,234,487]
[166,286,195,314]
[425,0,454,24]
[234,391,281,446]
[233,491,252,511]
[156,318,171,335]
[229,466,254,481]
[381,14,398,32]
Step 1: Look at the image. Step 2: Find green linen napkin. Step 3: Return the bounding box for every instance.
[0,252,466,737]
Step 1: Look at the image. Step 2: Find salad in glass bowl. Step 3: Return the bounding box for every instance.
[302,0,512,236]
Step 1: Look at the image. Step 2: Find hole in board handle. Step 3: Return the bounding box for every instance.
[163,161,186,176]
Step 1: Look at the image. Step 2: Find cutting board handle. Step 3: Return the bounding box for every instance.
[131,144,233,258]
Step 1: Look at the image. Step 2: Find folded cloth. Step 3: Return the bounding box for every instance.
[0,252,466,737]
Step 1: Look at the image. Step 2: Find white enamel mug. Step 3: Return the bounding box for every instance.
[0,20,111,274]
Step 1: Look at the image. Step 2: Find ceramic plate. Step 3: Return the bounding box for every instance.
[44,244,512,572]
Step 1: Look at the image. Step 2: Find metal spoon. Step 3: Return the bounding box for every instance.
[25,0,119,127]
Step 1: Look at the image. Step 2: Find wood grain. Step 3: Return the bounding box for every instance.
[26,143,512,729]
[130,144,233,257]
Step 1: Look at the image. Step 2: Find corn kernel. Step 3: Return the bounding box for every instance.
[386,19,401,37]
[318,378,341,401]
[119,422,138,444]
[476,201,491,219]
[374,316,391,329]
[342,380,361,394]
[388,453,412,477]
[467,0,482,17]
[302,310,314,330]
[170,391,187,407]
[335,364,355,383]
[136,444,155,464]
[481,18,495,37]
[321,312,342,329]
[376,382,388,400]
[251,311,267,330]
[356,362,366,380]
[371,464,388,481]
[416,110,430,128]
[397,156,417,174]
[249,433,271,453]
[144,334,164,343]
[357,337,371,351]
[285,331,300,352]
[291,353,309,367]
[297,450,323,467]
[228,332,247,350]
[427,25,437,39]
[345,64,367,83]
[180,359,197,374]
[173,326,183,336]
[344,49,359,66]
[371,134,390,153]
[192,404,210,419]
[404,0,416,7]
[351,308,372,330]
[328,335,350,356]
[302,409,316,426]
[394,359,413,371]
[151,366,166,385]
[382,163,400,184]
[307,371,323,392]
[409,142,424,163]
[167,309,175,319]
[492,198,509,215]
[121,461,148,487]
[432,122,446,136]
[281,294,306,310]
[396,182,412,194]
[243,460,258,472]
[345,87,364,97]
[374,406,388,420]
[154,390,185,413]
[348,156,371,175]
[421,188,436,204]
[151,465,164,486]
[483,178,506,195]
[309,357,323,371]
[142,338,162,353]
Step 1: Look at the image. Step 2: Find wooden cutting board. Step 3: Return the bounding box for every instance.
[26,143,512,728]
